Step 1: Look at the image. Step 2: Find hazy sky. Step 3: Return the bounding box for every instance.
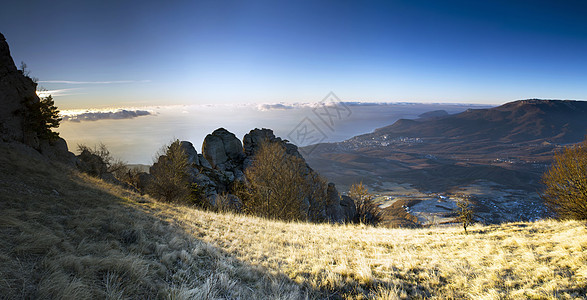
[2,0,587,109]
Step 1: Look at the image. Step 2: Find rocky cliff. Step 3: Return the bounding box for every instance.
[0,32,74,163]
[0,32,37,144]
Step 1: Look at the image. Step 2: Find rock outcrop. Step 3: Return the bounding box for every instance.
[75,149,134,190]
[144,127,357,222]
[0,32,75,164]
[325,183,345,223]
[202,128,245,170]
[243,128,302,158]
[180,141,200,166]
[340,195,357,223]
[0,32,33,144]
[77,149,108,177]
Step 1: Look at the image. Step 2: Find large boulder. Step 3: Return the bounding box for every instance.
[76,149,108,177]
[39,137,77,166]
[202,134,227,168]
[179,141,199,165]
[202,128,244,169]
[325,183,345,223]
[136,172,154,193]
[340,195,357,223]
[243,128,273,156]
[243,128,303,158]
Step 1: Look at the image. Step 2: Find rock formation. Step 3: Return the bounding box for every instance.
[202,128,245,170]
[0,32,75,164]
[0,33,33,144]
[243,128,302,158]
[180,141,200,165]
[142,127,357,222]
[77,149,108,177]
[325,183,345,222]
[340,195,357,223]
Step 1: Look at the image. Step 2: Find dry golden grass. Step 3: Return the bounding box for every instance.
[1,142,586,299]
[161,207,587,299]
[0,143,304,299]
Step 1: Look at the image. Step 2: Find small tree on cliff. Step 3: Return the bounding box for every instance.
[21,95,61,141]
[16,63,59,142]
[541,137,587,220]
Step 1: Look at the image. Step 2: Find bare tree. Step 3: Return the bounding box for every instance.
[148,140,192,202]
[541,137,587,220]
[77,143,126,176]
[19,61,30,77]
[239,140,322,221]
[349,182,382,225]
[455,198,473,234]
[19,61,38,82]
[113,166,142,189]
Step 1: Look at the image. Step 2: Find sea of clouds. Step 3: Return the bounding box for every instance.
[58,102,490,164]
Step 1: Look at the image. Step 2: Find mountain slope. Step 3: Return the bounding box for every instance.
[370,99,587,144]
[1,142,587,299]
[302,99,587,225]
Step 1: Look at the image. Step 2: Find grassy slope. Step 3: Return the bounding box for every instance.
[1,143,586,299]
[0,144,304,299]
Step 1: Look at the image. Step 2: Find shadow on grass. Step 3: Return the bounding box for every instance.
[0,145,321,299]
[0,143,438,299]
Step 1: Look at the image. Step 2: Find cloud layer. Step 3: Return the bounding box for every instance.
[61,109,152,122]
[39,80,151,84]
[254,101,488,111]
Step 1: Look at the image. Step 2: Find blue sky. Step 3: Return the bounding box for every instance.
[1,0,587,109]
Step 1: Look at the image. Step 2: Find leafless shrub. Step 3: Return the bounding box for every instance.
[238,140,324,221]
[148,140,191,202]
[349,182,382,225]
[541,137,587,220]
[77,143,126,175]
[112,166,142,189]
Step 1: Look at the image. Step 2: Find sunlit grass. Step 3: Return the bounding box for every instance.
[163,207,587,299]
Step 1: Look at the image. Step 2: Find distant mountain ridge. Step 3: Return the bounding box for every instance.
[367,99,587,144]
[302,99,587,225]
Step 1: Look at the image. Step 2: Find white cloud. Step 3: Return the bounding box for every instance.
[36,88,81,97]
[61,109,152,122]
[256,103,296,111]
[38,80,151,84]
[253,101,491,111]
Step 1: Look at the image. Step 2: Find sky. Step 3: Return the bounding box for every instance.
[1,0,587,109]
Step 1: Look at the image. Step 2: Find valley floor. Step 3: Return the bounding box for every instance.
[1,143,586,299]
